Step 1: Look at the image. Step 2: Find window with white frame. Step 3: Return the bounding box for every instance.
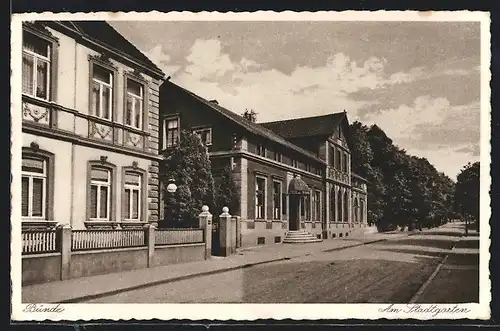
[91,64,113,120]
[123,171,141,221]
[125,78,143,129]
[21,156,47,218]
[255,176,266,219]
[164,117,179,148]
[193,127,212,146]
[22,32,51,100]
[272,181,282,220]
[90,167,111,221]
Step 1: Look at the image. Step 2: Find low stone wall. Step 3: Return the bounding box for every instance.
[69,247,149,279]
[152,243,205,267]
[21,224,211,286]
[22,253,61,285]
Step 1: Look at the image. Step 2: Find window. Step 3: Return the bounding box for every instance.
[91,64,113,120]
[336,149,342,170]
[314,190,321,222]
[193,127,212,146]
[343,152,348,173]
[90,167,111,221]
[330,188,336,222]
[22,32,51,100]
[343,191,349,222]
[257,144,265,157]
[337,190,343,222]
[123,172,142,221]
[164,117,179,148]
[272,181,282,220]
[22,157,47,218]
[125,78,143,129]
[328,146,335,166]
[255,176,266,219]
[281,193,287,215]
[300,194,310,221]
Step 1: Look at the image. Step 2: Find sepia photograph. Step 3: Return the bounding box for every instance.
[10,11,490,321]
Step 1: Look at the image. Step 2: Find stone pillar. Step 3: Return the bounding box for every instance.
[199,205,212,259]
[233,215,241,248]
[144,223,155,267]
[57,224,72,281]
[219,207,233,257]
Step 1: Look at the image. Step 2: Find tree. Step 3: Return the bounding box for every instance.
[455,162,480,233]
[242,109,258,122]
[159,130,215,228]
[214,164,240,216]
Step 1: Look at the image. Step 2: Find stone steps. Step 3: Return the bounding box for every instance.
[283,230,323,244]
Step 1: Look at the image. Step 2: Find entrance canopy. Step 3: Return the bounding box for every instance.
[288,174,310,195]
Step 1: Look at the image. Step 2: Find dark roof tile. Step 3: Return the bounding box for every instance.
[166,82,326,164]
[54,21,164,77]
[260,113,345,139]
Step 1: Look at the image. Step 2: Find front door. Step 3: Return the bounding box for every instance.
[289,195,299,230]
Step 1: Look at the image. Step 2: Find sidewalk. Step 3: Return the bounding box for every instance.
[21,230,417,303]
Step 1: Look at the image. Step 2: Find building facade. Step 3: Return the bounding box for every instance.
[159,81,368,247]
[20,21,164,230]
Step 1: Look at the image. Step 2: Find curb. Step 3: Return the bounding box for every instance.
[408,235,462,303]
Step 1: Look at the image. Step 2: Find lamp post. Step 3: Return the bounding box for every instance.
[165,179,177,225]
[166,179,178,194]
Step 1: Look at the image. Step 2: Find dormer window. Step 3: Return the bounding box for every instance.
[193,127,212,146]
[163,117,179,148]
[257,144,265,157]
[22,32,51,100]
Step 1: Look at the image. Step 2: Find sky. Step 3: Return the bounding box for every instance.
[109,20,481,180]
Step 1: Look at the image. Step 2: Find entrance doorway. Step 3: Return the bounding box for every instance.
[289,195,299,230]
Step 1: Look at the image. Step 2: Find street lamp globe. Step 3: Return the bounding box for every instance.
[166,179,177,194]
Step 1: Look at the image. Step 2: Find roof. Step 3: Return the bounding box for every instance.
[352,172,369,183]
[288,175,311,195]
[260,112,346,139]
[49,21,164,77]
[165,82,326,164]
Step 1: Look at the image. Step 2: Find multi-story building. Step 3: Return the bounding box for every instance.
[20,21,164,230]
[159,81,368,247]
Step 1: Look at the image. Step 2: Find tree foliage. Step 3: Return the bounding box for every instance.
[242,109,258,122]
[159,130,215,227]
[349,122,457,231]
[455,162,480,222]
[214,164,240,216]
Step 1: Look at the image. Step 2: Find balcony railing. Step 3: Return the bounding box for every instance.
[327,167,350,184]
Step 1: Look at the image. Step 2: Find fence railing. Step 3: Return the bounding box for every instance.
[155,228,204,246]
[72,229,145,251]
[22,230,58,255]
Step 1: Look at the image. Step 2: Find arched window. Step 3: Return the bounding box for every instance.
[353,198,359,222]
[87,160,117,223]
[21,147,54,222]
[330,187,336,222]
[343,191,349,222]
[122,166,147,222]
[337,189,343,222]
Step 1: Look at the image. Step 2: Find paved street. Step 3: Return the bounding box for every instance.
[84,223,479,303]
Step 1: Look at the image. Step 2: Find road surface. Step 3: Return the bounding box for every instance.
[85,224,479,303]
